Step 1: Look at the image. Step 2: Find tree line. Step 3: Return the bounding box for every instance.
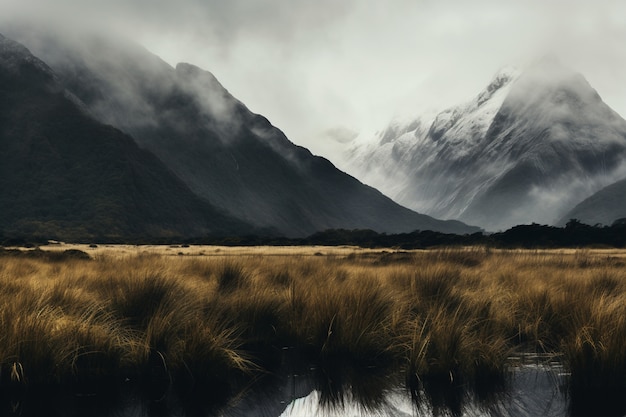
[2,219,625,249]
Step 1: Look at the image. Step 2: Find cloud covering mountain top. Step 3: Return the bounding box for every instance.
[3,0,626,158]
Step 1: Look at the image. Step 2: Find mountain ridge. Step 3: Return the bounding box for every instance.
[0,33,255,240]
[1,29,479,238]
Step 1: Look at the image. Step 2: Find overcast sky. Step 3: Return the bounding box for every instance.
[4,0,626,157]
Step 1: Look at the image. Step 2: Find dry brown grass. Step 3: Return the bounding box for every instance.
[0,245,625,394]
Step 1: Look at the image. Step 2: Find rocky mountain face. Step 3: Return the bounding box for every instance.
[1,29,479,238]
[343,57,626,231]
[558,178,626,226]
[0,34,252,240]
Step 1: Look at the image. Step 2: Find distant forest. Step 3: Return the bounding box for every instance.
[2,219,625,249]
[204,219,626,249]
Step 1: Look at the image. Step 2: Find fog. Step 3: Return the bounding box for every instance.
[3,0,626,158]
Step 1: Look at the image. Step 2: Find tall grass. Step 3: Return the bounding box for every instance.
[0,247,625,405]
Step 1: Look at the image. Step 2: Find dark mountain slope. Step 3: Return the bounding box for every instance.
[8,29,479,237]
[0,34,250,240]
[558,178,626,226]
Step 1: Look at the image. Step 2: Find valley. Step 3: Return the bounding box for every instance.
[1,4,626,416]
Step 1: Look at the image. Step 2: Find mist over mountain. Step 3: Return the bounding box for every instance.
[343,57,626,231]
[1,27,479,238]
[0,34,251,240]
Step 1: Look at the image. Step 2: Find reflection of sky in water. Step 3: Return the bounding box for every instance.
[278,365,568,417]
[279,390,414,417]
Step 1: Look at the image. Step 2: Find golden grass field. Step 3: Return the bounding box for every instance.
[1,244,625,398]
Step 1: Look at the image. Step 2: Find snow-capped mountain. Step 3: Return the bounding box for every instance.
[343,57,626,231]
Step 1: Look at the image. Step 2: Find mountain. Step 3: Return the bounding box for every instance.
[5,27,479,237]
[343,57,626,231]
[558,178,626,226]
[0,33,252,240]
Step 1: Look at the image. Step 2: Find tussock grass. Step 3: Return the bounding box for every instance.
[0,246,625,401]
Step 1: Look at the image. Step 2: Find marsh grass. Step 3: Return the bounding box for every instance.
[0,247,626,410]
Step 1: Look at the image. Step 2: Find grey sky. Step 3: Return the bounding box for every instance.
[4,0,626,157]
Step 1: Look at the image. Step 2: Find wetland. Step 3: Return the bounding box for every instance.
[0,245,625,416]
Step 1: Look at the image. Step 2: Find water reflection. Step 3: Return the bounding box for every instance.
[0,352,623,417]
[277,364,569,417]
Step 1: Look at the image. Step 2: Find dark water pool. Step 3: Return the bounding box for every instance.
[1,355,623,417]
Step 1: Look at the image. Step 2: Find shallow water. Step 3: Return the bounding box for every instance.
[1,358,621,417]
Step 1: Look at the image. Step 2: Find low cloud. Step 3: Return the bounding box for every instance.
[3,0,626,159]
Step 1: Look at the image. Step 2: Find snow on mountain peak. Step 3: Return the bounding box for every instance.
[424,67,520,157]
[340,67,522,194]
[476,66,519,106]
